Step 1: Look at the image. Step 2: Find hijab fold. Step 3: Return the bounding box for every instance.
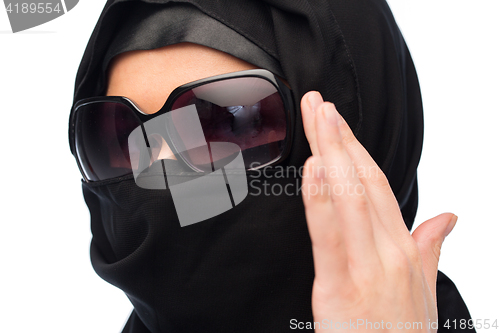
[70,1,474,332]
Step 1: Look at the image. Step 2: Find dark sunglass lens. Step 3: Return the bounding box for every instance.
[75,102,140,181]
[170,77,287,171]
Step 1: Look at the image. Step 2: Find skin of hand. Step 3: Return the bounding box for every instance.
[300,91,457,332]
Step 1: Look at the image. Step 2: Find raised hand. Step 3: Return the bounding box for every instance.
[300,91,457,332]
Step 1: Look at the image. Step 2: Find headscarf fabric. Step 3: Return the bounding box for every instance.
[70,1,474,332]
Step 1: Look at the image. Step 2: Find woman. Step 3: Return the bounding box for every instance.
[69,0,473,331]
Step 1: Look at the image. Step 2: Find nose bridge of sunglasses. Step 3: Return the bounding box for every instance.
[130,105,212,170]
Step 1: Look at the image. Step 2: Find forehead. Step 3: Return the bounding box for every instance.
[106,42,259,114]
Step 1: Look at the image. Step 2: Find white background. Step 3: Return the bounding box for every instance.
[0,1,498,332]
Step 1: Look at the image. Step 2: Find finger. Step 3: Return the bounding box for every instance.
[412,213,457,303]
[302,156,351,287]
[314,102,379,262]
[300,91,324,156]
[334,107,416,251]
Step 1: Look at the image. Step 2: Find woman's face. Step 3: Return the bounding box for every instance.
[106,42,269,162]
[106,42,260,114]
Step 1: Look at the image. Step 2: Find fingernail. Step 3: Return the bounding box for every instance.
[308,91,323,113]
[323,103,339,126]
[445,214,458,237]
[336,108,346,125]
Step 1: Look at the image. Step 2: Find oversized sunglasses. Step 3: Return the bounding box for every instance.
[69,69,295,182]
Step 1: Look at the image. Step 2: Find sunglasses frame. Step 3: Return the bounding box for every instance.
[69,69,295,182]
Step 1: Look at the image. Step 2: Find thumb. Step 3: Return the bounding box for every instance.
[411,213,458,301]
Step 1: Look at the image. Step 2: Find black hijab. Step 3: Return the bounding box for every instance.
[70,1,474,332]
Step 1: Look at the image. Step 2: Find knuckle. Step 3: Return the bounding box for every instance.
[406,242,423,268]
[419,236,444,263]
[431,240,442,262]
[322,233,343,251]
[389,248,411,274]
[334,191,368,211]
[325,138,344,153]
[352,194,369,211]
[341,128,357,146]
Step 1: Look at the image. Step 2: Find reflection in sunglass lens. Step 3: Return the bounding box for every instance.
[170,77,287,171]
[75,102,140,181]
